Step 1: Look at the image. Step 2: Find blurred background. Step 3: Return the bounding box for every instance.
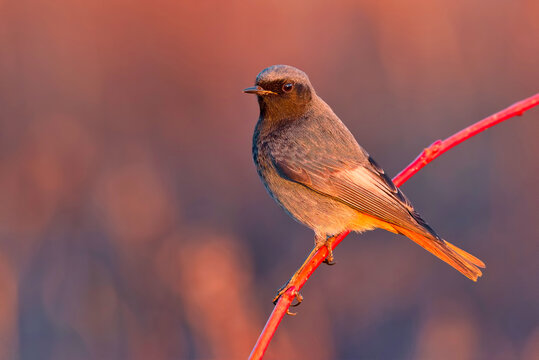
[0,0,538,359]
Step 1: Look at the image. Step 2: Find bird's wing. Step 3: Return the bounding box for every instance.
[269,140,440,240]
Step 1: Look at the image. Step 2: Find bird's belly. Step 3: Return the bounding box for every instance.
[263,171,377,235]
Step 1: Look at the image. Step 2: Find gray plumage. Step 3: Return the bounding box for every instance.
[251,65,435,239]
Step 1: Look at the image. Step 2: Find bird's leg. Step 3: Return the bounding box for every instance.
[322,234,337,265]
[273,233,337,312]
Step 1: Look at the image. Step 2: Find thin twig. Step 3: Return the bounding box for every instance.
[249,93,539,360]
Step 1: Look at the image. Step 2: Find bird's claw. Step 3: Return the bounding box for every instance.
[291,292,303,306]
[273,283,304,315]
[323,257,336,266]
[285,292,304,316]
[322,243,336,265]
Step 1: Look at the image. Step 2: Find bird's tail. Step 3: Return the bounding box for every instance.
[393,226,485,281]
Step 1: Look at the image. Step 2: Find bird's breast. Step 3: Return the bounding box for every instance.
[252,133,362,235]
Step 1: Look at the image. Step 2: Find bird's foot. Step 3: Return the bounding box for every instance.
[322,234,337,265]
[322,251,335,265]
[273,282,303,315]
[271,234,339,315]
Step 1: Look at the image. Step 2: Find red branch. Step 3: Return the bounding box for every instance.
[249,93,539,360]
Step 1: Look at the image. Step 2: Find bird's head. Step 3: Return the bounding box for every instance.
[244,65,315,119]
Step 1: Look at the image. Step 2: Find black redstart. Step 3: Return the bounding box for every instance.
[244,65,484,300]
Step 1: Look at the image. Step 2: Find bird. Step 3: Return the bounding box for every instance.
[244,65,485,302]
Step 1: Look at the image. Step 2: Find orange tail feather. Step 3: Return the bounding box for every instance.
[393,226,485,281]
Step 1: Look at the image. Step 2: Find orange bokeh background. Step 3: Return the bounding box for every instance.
[0,1,538,359]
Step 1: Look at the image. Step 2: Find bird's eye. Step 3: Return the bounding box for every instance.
[282,83,294,92]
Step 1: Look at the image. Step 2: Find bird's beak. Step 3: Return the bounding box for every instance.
[243,86,276,95]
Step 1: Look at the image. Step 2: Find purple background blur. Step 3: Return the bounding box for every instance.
[0,1,538,359]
